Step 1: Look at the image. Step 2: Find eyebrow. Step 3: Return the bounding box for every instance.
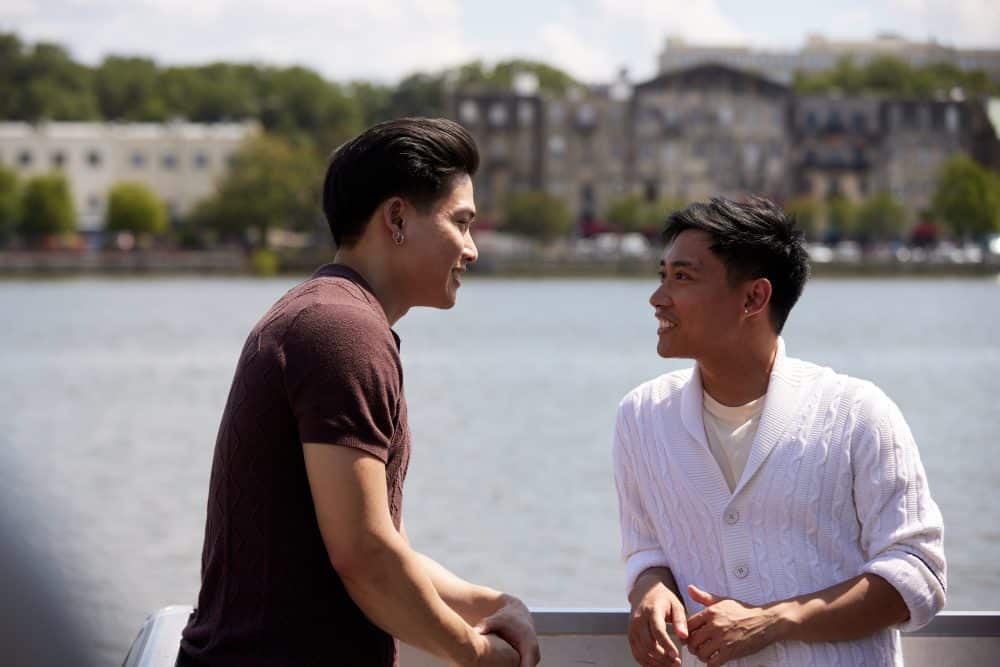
[659,258,702,270]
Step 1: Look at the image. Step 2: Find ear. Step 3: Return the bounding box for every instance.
[743,277,772,318]
[379,196,407,239]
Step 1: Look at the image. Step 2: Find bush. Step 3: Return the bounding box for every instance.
[105,181,168,236]
[503,190,572,241]
[856,192,907,242]
[19,172,75,240]
[931,156,1000,239]
[0,166,20,243]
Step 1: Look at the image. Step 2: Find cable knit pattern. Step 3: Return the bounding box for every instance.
[612,339,946,667]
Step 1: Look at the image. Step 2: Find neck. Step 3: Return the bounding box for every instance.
[332,246,408,325]
[698,334,778,407]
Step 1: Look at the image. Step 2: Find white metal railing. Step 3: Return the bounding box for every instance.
[124,606,1000,667]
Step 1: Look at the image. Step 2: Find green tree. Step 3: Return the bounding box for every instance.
[95,56,166,120]
[931,156,1000,238]
[16,41,99,120]
[605,194,685,234]
[105,181,168,236]
[785,196,822,241]
[855,192,907,241]
[192,134,321,247]
[503,190,572,241]
[826,194,857,240]
[19,172,75,239]
[0,166,20,243]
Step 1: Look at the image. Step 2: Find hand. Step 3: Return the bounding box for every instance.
[685,585,784,666]
[466,633,519,667]
[475,594,540,667]
[628,576,689,666]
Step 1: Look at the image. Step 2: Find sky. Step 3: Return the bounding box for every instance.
[1,0,998,84]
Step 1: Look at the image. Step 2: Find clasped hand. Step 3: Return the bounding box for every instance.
[471,595,541,667]
[629,583,782,667]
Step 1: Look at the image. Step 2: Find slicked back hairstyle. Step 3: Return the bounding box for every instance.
[322,117,479,247]
[662,197,810,333]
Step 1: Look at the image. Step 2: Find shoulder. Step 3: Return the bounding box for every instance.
[617,367,693,424]
[792,357,900,432]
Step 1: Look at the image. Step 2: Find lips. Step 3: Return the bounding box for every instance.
[656,315,676,333]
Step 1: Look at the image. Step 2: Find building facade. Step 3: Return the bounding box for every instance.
[457,63,999,230]
[658,33,1000,85]
[0,121,257,232]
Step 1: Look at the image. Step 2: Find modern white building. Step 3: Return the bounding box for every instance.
[0,121,258,232]
[658,33,1000,85]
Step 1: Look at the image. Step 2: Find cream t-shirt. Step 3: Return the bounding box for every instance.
[702,390,765,492]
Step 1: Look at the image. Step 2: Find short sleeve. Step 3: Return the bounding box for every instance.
[281,303,400,462]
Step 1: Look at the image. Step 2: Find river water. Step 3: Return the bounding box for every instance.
[2,275,998,663]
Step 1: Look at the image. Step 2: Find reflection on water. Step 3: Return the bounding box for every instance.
[2,276,998,663]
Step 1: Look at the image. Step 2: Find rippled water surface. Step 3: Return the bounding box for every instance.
[2,275,998,663]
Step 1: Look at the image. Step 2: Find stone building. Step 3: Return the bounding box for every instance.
[789,96,999,214]
[629,64,790,204]
[0,121,257,232]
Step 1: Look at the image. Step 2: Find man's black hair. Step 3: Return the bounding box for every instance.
[322,117,479,247]
[662,197,810,333]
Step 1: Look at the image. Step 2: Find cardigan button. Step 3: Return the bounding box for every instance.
[724,509,740,524]
[734,565,749,578]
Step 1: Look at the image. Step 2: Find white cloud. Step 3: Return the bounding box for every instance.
[0,0,469,81]
[537,21,617,81]
[597,0,748,46]
[887,0,999,45]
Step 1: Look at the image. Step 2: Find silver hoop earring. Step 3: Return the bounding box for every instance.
[393,231,405,246]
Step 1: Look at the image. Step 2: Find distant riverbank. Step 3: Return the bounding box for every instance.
[1,248,998,278]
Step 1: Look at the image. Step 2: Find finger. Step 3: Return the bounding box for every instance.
[692,634,725,662]
[686,609,707,633]
[670,598,689,641]
[687,584,722,606]
[649,609,679,661]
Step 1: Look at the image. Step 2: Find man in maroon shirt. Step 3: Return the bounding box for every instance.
[179,118,538,667]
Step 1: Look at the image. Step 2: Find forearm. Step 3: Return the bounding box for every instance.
[629,566,681,608]
[339,536,480,664]
[417,552,506,624]
[771,573,909,643]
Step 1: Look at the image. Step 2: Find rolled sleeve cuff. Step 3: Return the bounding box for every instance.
[625,548,672,597]
[864,551,946,631]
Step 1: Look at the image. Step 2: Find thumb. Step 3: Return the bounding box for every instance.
[474,614,496,635]
[688,584,723,606]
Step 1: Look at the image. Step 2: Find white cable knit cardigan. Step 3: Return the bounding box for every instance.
[613,339,946,666]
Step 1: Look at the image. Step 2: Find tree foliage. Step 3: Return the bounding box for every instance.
[0,166,20,243]
[503,190,572,241]
[191,134,322,247]
[855,192,907,241]
[785,196,822,241]
[794,56,999,97]
[105,181,168,236]
[604,194,686,234]
[19,172,75,238]
[931,156,1000,238]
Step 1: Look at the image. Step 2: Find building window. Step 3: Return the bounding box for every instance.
[548,135,566,158]
[162,153,178,170]
[518,101,535,126]
[576,104,596,127]
[194,153,209,169]
[548,102,565,124]
[804,111,817,130]
[852,112,866,132]
[945,106,960,133]
[87,150,102,167]
[18,150,32,167]
[131,151,146,168]
[488,102,508,127]
[459,100,479,125]
[51,151,66,168]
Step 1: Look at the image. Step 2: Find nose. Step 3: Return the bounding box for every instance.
[649,281,670,309]
[463,231,478,265]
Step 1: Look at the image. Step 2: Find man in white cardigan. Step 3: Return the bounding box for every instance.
[613,198,945,667]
